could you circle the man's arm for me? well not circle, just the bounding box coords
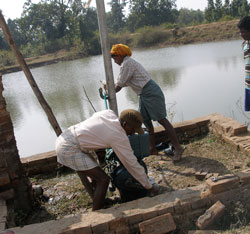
[111,139,153,189]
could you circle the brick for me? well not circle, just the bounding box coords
[60,224,92,234]
[196,201,225,230]
[0,189,14,200]
[0,172,10,186]
[0,204,7,219]
[0,221,6,232]
[157,205,174,216]
[206,175,240,194]
[108,218,128,232]
[236,169,250,185]
[138,213,176,234]
[127,213,143,225]
[60,230,74,234]
[188,231,222,234]
[187,209,206,221]
[173,214,189,227]
[116,227,129,234]
[142,209,158,221]
[213,190,237,204]
[191,198,211,210]
[74,226,92,234]
[91,222,109,233]
[0,199,6,206]
[174,202,192,214]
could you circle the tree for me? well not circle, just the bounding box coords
[214,0,223,20]
[239,0,250,17]
[79,7,100,55]
[108,0,126,32]
[223,0,231,15]
[231,0,242,17]
[177,8,204,26]
[0,31,9,50]
[126,0,176,32]
[205,0,215,22]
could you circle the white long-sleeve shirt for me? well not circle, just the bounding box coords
[71,110,152,189]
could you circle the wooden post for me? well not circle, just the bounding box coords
[96,0,118,115]
[0,11,62,136]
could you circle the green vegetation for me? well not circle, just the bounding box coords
[0,0,248,69]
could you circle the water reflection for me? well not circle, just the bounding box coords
[2,39,248,157]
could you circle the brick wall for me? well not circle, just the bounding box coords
[5,171,250,234]
[0,75,33,230]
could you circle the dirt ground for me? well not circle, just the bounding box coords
[12,133,250,230]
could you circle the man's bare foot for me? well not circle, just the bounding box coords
[172,147,185,163]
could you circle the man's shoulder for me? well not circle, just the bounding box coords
[95,109,117,118]
[123,56,137,66]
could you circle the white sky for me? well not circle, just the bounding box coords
[0,0,208,20]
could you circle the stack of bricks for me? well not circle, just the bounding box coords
[152,115,210,145]
[0,75,16,202]
[208,113,250,154]
[0,75,33,222]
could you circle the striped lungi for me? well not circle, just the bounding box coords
[139,79,167,127]
[55,128,98,171]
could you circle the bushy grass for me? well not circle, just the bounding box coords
[0,50,16,67]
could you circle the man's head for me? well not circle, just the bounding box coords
[110,44,132,65]
[238,16,250,40]
[119,109,144,135]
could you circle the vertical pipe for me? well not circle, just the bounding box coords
[95,0,118,115]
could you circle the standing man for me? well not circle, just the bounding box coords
[238,16,250,112]
[56,109,158,210]
[110,44,184,162]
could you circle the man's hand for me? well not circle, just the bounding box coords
[115,84,122,93]
[147,183,159,197]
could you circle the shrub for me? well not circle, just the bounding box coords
[134,28,171,47]
[0,50,16,67]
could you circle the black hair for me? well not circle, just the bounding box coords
[238,16,250,30]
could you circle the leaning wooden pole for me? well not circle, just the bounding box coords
[0,11,62,136]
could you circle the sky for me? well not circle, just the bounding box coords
[0,0,208,20]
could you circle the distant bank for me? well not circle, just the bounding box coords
[0,19,241,75]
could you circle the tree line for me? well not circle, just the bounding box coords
[0,0,249,64]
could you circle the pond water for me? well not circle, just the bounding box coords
[2,39,249,157]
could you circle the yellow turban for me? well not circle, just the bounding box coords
[110,44,132,57]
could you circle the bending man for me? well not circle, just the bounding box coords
[56,109,158,210]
